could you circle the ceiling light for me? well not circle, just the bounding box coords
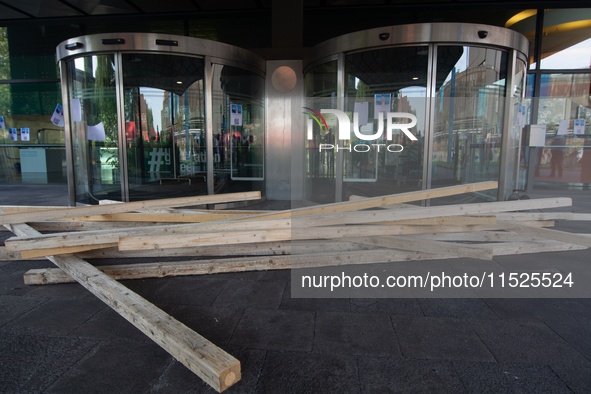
[176,81,183,84]
[412,77,419,80]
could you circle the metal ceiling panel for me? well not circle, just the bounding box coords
[126,0,199,13]
[0,3,33,19]
[196,0,257,11]
[1,0,82,17]
[61,0,140,15]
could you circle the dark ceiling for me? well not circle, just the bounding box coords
[0,0,589,23]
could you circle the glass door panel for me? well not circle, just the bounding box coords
[304,61,338,203]
[122,53,205,201]
[67,54,120,204]
[212,64,265,194]
[432,45,508,202]
[344,46,428,199]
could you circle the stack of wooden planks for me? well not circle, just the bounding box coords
[2,182,589,392]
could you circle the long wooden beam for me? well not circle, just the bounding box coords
[0,191,261,225]
[23,239,586,285]
[238,181,499,219]
[343,236,494,260]
[1,214,240,392]
[4,198,570,257]
[496,221,591,248]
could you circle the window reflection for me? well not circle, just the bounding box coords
[432,46,507,201]
[541,9,591,70]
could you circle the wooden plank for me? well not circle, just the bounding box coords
[0,205,68,213]
[2,214,240,392]
[343,236,494,260]
[0,191,261,225]
[245,181,499,219]
[489,212,574,221]
[381,215,496,226]
[5,197,569,256]
[24,239,587,285]
[20,243,119,260]
[117,223,520,252]
[473,240,587,255]
[0,221,176,232]
[573,213,591,221]
[496,221,591,248]
[66,213,252,223]
[408,231,547,243]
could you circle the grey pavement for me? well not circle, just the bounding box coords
[0,184,590,393]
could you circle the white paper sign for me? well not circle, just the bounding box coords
[557,119,569,135]
[230,104,242,126]
[8,128,17,141]
[529,124,547,147]
[71,99,82,122]
[0,116,5,129]
[87,122,106,141]
[50,104,64,127]
[20,128,30,141]
[374,94,391,119]
[574,119,586,135]
[354,101,369,127]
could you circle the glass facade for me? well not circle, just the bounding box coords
[67,55,120,204]
[122,53,206,201]
[59,33,265,205]
[344,46,428,197]
[212,64,265,194]
[0,25,81,185]
[304,25,528,203]
[432,46,507,200]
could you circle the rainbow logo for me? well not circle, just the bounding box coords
[303,107,329,139]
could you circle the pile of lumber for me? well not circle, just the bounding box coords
[1,182,589,392]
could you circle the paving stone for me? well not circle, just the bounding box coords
[550,362,591,394]
[256,350,360,393]
[483,298,578,323]
[417,298,500,319]
[545,318,591,360]
[468,319,589,366]
[213,279,286,310]
[0,295,48,327]
[550,298,591,324]
[4,297,106,336]
[257,268,291,282]
[150,348,265,394]
[69,306,163,344]
[350,298,423,315]
[119,278,175,301]
[453,361,571,393]
[358,356,465,393]
[26,282,98,300]
[392,315,495,362]
[229,308,315,352]
[46,339,170,394]
[280,282,351,312]
[0,261,53,297]
[169,305,244,347]
[207,270,264,281]
[313,312,401,357]
[147,276,229,307]
[0,332,98,393]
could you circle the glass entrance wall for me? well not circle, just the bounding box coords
[122,53,206,200]
[344,46,428,199]
[304,23,529,202]
[57,33,265,205]
[432,46,508,201]
[212,64,265,194]
[67,54,120,204]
